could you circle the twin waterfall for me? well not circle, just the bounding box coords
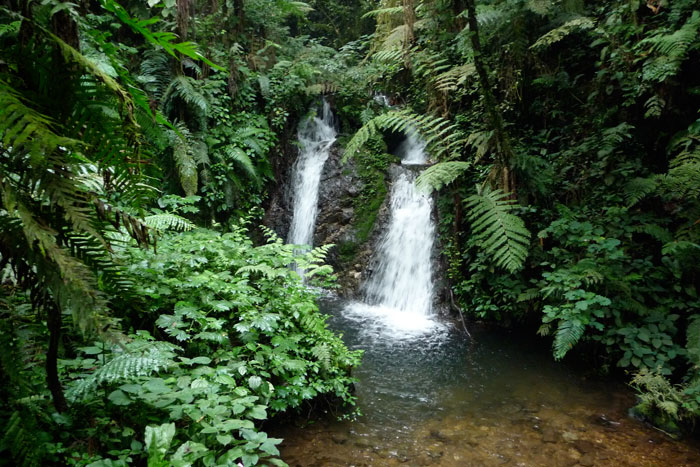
[288,102,442,338]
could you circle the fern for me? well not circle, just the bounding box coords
[223,146,260,183]
[343,109,463,163]
[687,315,700,367]
[415,161,471,193]
[145,214,195,232]
[624,177,658,206]
[1,411,44,467]
[464,187,531,272]
[553,319,585,360]
[311,343,332,371]
[530,17,595,51]
[362,6,405,19]
[170,123,198,196]
[67,340,179,400]
[639,11,700,83]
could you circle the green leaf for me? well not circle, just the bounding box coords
[108,389,132,406]
[248,405,267,420]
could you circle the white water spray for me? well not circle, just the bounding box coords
[345,133,444,338]
[287,100,337,248]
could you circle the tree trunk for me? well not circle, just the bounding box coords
[177,0,190,40]
[402,0,415,47]
[46,307,68,413]
[463,0,516,193]
[233,0,245,35]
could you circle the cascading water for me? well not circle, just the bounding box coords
[287,100,337,250]
[345,132,445,338]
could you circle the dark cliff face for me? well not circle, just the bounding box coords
[263,141,391,297]
[264,136,449,310]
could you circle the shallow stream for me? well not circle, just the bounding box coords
[275,298,700,467]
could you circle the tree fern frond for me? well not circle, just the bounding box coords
[464,188,531,272]
[415,161,471,193]
[530,17,595,50]
[343,109,464,162]
[433,64,476,92]
[624,177,658,206]
[145,214,195,232]
[67,340,179,400]
[639,11,700,83]
[362,6,405,19]
[553,319,585,360]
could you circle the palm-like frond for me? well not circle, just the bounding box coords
[553,319,585,360]
[639,11,700,83]
[415,161,471,193]
[464,187,531,272]
[343,109,464,162]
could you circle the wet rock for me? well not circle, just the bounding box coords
[354,437,373,449]
[429,429,449,442]
[578,453,596,466]
[573,440,596,454]
[593,414,621,429]
[426,443,444,458]
[330,433,348,445]
[542,427,559,443]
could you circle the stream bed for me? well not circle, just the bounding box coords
[275,298,700,467]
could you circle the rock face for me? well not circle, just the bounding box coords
[265,135,448,310]
[264,142,390,297]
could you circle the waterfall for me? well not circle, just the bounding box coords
[345,133,444,338]
[287,100,337,248]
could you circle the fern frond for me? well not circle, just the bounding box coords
[67,340,179,400]
[687,315,700,367]
[343,109,463,162]
[553,319,585,360]
[223,146,260,184]
[639,11,700,83]
[464,188,531,272]
[624,177,657,206]
[530,17,595,50]
[145,214,195,232]
[362,6,405,19]
[433,64,476,92]
[415,161,471,193]
[311,343,331,371]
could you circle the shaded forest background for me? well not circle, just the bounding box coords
[0,0,699,464]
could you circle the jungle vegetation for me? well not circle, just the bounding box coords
[0,0,699,464]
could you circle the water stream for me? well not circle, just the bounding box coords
[344,133,443,338]
[287,99,337,249]
[279,128,700,465]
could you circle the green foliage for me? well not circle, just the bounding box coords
[343,109,464,162]
[638,11,700,84]
[464,188,531,273]
[416,161,471,193]
[530,17,595,51]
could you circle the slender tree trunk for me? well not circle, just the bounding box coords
[463,0,516,193]
[46,307,68,413]
[52,10,80,49]
[233,0,245,35]
[177,0,190,40]
[402,0,415,46]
